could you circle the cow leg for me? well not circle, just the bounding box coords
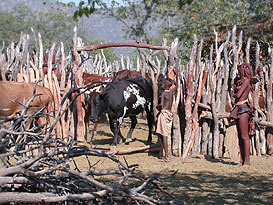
[146,107,154,145]
[125,116,137,144]
[109,116,124,145]
[109,115,115,134]
[111,117,125,146]
[90,122,97,146]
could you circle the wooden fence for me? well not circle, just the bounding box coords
[0,25,272,159]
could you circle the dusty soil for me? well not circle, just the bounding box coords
[79,118,273,204]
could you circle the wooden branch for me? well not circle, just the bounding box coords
[220,31,231,113]
[182,36,197,158]
[200,111,273,128]
[209,43,220,159]
[0,192,57,204]
[183,68,208,158]
[138,48,160,120]
[162,38,169,62]
[246,37,251,64]
[77,42,170,52]
[172,76,182,157]
[195,39,203,82]
[107,144,161,155]
[167,38,179,73]
[59,42,66,91]
[38,33,44,80]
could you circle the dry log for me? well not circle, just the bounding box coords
[0,192,57,204]
[107,144,161,155]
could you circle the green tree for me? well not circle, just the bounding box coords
[0,5,31,47]
[68,0,164,44]
[60,0,273,62]
[170,0,272,43]
[0,4,81,51]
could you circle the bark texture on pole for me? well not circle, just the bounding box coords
[182,37,197,158]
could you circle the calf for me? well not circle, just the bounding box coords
[89,77,154,146]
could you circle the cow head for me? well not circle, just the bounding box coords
[89,92,109,122]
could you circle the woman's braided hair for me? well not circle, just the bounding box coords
[237,63,259,85]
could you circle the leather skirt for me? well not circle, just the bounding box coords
[230,103,253,119]
[237,104,251,114]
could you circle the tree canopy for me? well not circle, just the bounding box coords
[69,0,272,61]
[0,4,77,50]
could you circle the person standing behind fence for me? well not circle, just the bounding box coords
[156,67,178,162]
[230,63,258,166]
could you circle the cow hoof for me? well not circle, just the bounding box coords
[145,141,152,145]
[268,146,273,155]
[125,138,132,144]
[110,143,117,147]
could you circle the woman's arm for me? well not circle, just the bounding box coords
[156,91,165,111]
[234,78,250,100]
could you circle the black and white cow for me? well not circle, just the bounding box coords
[89,77,154,146]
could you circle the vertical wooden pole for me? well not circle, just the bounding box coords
[266,48,273,155]
[182,37,197,158]
[72,27,85,143]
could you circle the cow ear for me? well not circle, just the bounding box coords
[100,93,109,100]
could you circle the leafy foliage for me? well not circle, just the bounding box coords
[70,0,272,62]
[170,0,273,60]
[171,0,272,43]
[73,0,96,21]
[0,4,77,50]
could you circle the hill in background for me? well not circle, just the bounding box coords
[0,0,129,43]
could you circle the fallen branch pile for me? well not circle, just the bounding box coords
[0,84,177,204]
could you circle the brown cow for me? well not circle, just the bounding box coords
[114,69,142,81]
[83,72,113,90]
[0,81,53,129]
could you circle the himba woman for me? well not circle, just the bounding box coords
[230,63,258,166]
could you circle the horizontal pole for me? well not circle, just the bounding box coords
[77,42,170,51]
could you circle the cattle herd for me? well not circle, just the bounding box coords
[0,60,157,148]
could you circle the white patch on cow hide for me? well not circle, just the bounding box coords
[123,84,146,109]
[84,80,111,94]
[148,102,151,110]
[118,106,127,124]
[91,86,101,93]
[0,108,10,112]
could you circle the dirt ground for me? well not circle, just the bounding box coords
[79,118,273,204]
